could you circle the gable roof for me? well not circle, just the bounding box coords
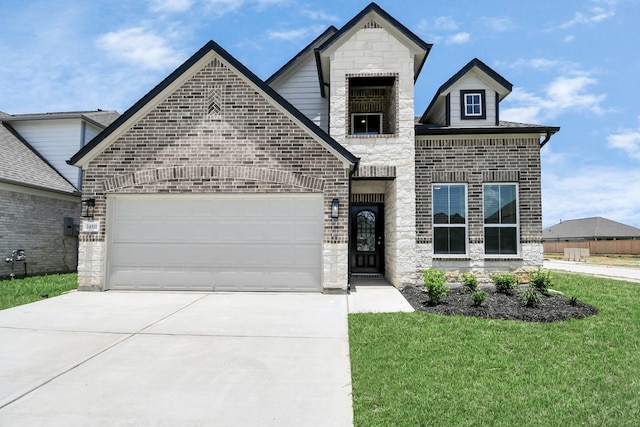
[314,2,432,97]
[266,26,338,87]
[70,40,358,168]
[543,217,640,240]
[0,121,78,194]
[419,58,513,124]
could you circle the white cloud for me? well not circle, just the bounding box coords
[267,24,326,42]
[564,35,575,43]
[149,0,194,12]
[418,16,458,33]
[501,74,605,123]
[96,27,183,70]
[480,16,514,32]
[268,28,309,41]
[542,167,640,228]
[555,1,616,29]
[301,8,338,21]
[446,32,470,45]
[608,128,640,160]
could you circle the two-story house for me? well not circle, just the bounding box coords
[69,3,558,292]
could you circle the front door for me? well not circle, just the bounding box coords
[350,204,384,274]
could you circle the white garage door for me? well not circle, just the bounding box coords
[106,194,323,292]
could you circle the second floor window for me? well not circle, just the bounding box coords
[461,89,486,119]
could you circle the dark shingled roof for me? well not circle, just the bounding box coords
[543,217,640,241]
[2,110,119,129]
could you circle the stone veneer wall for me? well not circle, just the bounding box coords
[328,26,419,287]
[415,136,543,278]
[0,187,79,278]
[78,56,350,292]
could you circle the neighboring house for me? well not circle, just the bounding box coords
[543,217,640,241]
[0,110,118,278]
[69,3,559,293]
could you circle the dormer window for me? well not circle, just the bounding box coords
[347,75,397,136]
[461,89,486,119]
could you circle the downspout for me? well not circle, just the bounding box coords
[540,131,553,148]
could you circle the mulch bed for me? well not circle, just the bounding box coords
[401,285,597,322]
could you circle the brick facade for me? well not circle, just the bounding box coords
[0,188,79,278]
[415,135,543,276]
[78,56,350,291]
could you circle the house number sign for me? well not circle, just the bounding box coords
[82,220,100,233]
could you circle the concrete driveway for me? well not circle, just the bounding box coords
[0,291,353,426]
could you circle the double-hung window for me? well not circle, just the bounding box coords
[483,184,518,255]
[433,184,467,255]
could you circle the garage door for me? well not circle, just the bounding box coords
[106,194,323,292]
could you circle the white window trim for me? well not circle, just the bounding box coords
[464,93,483,117]
[351,112,383,136]
[432,183,468,257]
[482,183,520,257]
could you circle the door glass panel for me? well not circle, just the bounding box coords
[356,210,376,252]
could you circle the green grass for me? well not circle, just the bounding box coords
[0,273,78,310]
[349,272,640,426]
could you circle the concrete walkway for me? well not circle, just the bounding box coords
[0,292,353,426]
[544,260,640,283]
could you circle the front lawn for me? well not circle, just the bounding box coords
[349,272,640,426]
[0,273,78,310]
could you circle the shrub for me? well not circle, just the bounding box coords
[423,268,448,305]
[470,289,486,307]
[569,296,578,306]
[528,268,552,294]
[492,273,518,293]
[520,287,541,308]
[461,272,479,292]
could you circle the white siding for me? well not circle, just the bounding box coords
[11,119,83,188]
[84,122,103,144]
[449,71,498,128]
[271,56,329,131]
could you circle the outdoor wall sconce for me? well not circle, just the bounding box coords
[81,198,96,218]
[331,198,340,218]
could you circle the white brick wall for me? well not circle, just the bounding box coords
[328,26,418,287]
[323,243,348,292]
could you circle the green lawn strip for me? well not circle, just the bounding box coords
[0,273,78,310]
[349,272,640,427]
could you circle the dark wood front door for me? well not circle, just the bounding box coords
[350,204,384,274]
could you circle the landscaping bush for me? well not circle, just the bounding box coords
[492,273,518,293]
[470,289,486,307]
[461,272,478,292]
[520,287,541,307]
[423,268,448,305]
[529,268,552,294]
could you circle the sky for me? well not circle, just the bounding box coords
[1,0,639,229]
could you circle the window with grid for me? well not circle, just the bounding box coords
[483,184,519,255]
[433,184,467,255]
[460,89,486,119]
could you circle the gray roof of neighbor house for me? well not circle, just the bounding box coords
[0,121,79,194]
[1,110,119,128]
[543,217,640,241]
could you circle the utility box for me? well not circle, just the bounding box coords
[63,217,75,236]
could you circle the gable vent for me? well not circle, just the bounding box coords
[363,20,382,29]
[207,86,223,118]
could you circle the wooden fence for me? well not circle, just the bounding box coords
[543,240,640,255]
